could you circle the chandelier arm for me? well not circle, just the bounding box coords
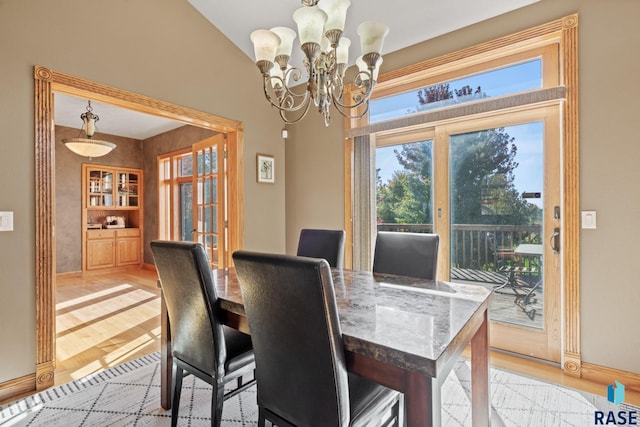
[331,97,370,120]
[332,78,374,110]
[261,76,312,113]
[279,98,313,125]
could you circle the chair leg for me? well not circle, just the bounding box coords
[171,365,184,427]
[258,407,267,427]
[382,397,401,427]
[211,383,225,427]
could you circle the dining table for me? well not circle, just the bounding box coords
[159,268,493,427]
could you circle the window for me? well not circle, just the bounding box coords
[158,149,193,241]
[158,135,228,268]
[370,59,543,123]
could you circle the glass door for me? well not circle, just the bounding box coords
[439,106,561,361]
[116,171,139,207]
[192,135,226,269]
[87,169,114,207]
[374,106,561,361]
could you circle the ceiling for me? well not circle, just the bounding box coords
[54,93,185,140]
[55,0,539,139]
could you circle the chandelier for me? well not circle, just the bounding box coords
[250,0,388,126]
[62,100,116,158]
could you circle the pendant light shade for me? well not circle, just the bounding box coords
[62,100,116,158]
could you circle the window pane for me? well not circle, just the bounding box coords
[179,155,193,177]
[449,122,544,329]
[375,140,434,232]
[204,150,211,174]
[204,206,211,233]
[211,149,218,173]
[197,152,204,177]
[370,59,542,123]
[196,178,204,204]
[204,179,211,204]
[180,182,193,241]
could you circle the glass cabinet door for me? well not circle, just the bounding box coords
[88,169,114,207]
[117,172,139,207]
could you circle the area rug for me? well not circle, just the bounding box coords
[1,352,637,426]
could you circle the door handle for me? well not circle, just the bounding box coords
[550,227,560,254]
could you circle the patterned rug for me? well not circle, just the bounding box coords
[1,352,637,426]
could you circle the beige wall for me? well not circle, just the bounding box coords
[0,0,285,383]
[286,0,640,374]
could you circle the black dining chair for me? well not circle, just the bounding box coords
[150,240,256,427]
[372,231,439,280]
[232,250,401,427]
[296,228,346,268]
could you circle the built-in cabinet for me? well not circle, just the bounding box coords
[82,164,143,271]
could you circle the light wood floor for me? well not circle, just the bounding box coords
[54,268,161,385]
[4,269,639,408]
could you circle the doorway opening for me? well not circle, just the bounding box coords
[34,65,245,390]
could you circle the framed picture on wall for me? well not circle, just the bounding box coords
[257,154,275,184]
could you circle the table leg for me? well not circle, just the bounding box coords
[405,372,440,427]
[160,290,173,410]
[471,309,490,426]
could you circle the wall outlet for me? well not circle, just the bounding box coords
[0,211,13,231]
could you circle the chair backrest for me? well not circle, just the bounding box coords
[232,251,350,426]
[150,240,226,378]
[372,231,439,280]
[486,232,514,268]
[296,228,346,268]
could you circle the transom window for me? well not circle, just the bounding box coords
[370,59,542,123]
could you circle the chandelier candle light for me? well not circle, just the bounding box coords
[62,100,116,158]
[250,0,388,126]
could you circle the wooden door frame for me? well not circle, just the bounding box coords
[33,65,245,390]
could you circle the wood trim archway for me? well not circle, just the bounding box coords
[33,65,245,389]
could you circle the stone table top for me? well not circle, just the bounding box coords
[213,268,492,378]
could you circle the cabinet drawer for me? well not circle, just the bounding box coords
[116,228,140,238]
[87,229,116,239]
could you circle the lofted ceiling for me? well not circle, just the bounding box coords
[55,0,540,139]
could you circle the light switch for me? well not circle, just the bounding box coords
[0,211,13,231]
[581,210,596,229]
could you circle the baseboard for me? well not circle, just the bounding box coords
[57,266,147,279]
[142,263,157,272]
[55,270,83,279]
[582,362,640,393]
[0,373,35,406]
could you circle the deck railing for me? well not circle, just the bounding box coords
[377,223,542,271]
